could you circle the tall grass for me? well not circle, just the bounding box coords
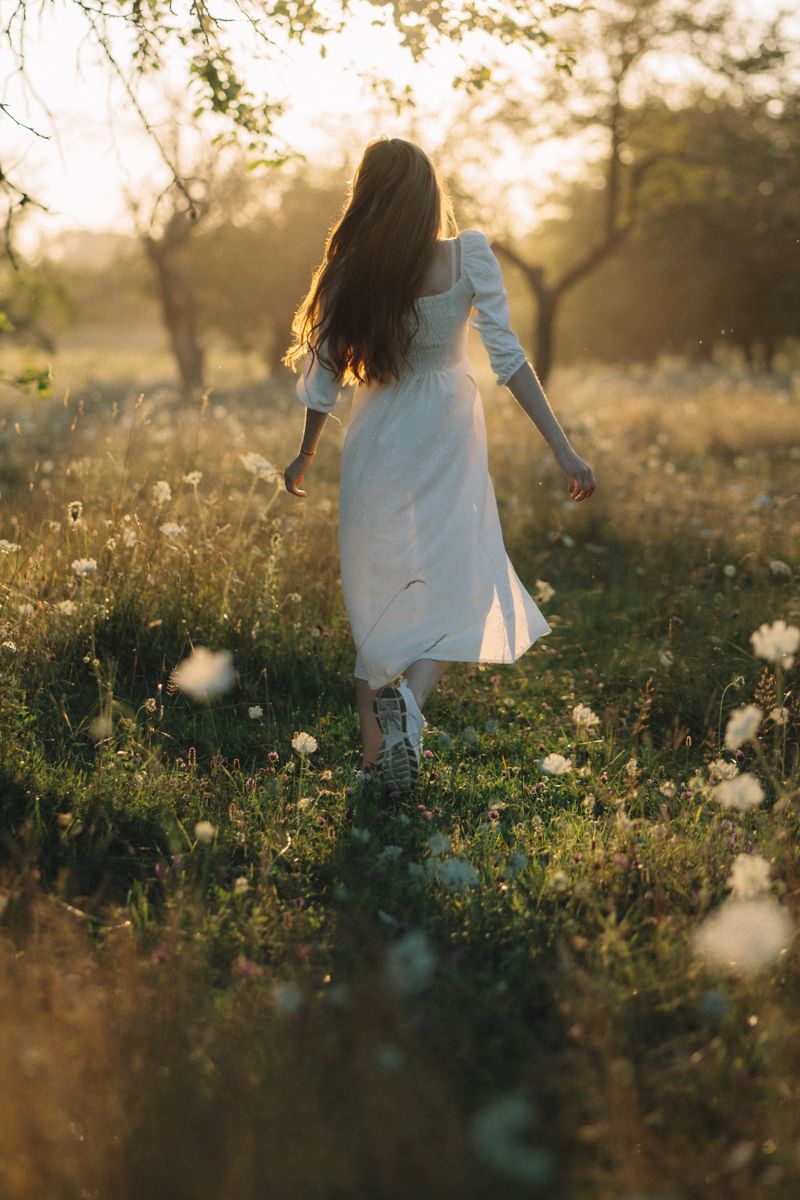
[0,356,799,1198]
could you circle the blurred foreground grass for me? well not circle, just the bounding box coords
[0,356,799,1199]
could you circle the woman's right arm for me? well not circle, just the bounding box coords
[506,361,596,502]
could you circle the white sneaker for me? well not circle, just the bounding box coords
[373,679,427,793]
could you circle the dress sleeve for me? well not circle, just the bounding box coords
[460,229,529,387]
[296,342,343,413]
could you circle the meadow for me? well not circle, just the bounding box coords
[1,348,799,1199]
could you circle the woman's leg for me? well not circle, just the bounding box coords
[404,658,452,709]
[355,677,383,770]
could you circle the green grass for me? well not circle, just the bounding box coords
[0,359,798,1199]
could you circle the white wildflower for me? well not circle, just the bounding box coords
[547,869,570,893]
[708,757,738,783]
[2,639,17,654]
[427,857,480,891]
[658,779,677,798]
[233,876,250,895]
[286,592,302,604]
[122,527,138,549]
[71,557,97,576]
[625,756,639,778]
[66,500,83,524]
[572,702,600,727]
[659,649,674,667]
[712,773,765,811]
[183,471,203,487]
[539,753,572,776]
[144,697,157,713]
[427,832,451,857]
[692,897,793,975]
[724,704,763,750]
[292,731,318,754]
[471,1095,554,1185]
[56,599,77,616]
[248,705,263,720]
[194,820,216,843]
[750,619,799,669]
[768,705,789,725]
[534,579,555,603]
[727,853,772,900]
[240,451,281,482]
[152,480,172,505]
[18,602,34,618]
[0,539,21,554]
[723,564,737,577]
[171,647,236,702]
[384,929,437,995]
[769,560,791,577]
[159,522,186,537]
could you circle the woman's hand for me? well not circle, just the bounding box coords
[554,446,596,502]
[284,453,312,498]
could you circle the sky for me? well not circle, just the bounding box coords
[1,0,794,256]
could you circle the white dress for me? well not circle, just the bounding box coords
[296,229,552,690]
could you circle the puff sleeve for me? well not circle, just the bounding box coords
[460,229,528,387]
[296,341,343,413]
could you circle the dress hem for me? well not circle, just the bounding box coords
[355,626,552,690]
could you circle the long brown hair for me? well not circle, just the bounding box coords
[284,137,457,386]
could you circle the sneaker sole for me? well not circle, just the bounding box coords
[373,686,420,792]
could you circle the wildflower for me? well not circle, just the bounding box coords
[534,579,555,603]
[707,757,738,783]
[659,779,677,798]
[171,647,236,702]
[539,753,572,776]
[56,599,77,616]
[0,539,21,554]
[194,820,216,843]
[572,702,600,727]
[122,527,138,548]
[18,602,34,617]
[152,480,172,505]
[292,731,318,754]
[769,560,791,577]
[71,558,97,576]
[723,564,737,577]
[768,706,789,725]
[286,592,302,604]
[183,471,202,486]
[471,1095,554,1186]
[272,981,303,1014]
[2,640,17,654]
[576,764,592,778]
[144,697,157,713]
[727,853,772,900]
[547,870,570,893]
[159,522,187,537]
[692,897,793,975]
[625,756,639,778]
[712,773,765,811]
[561,533,575,547]
[427,857,480,891]
[427,832,451,857]
[240,451,281,482]
[248,705,263,719]
[384,929,437,995]
[484,718,499,733]
[724,705,763,750]
[750,619,799,669]
[659,649,674,667]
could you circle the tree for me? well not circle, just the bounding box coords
[470,0,793,382]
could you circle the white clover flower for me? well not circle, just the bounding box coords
[539,753,572,776]
[152,480,172,505]
[292,731,318,754]
[724,704,763,750]
[723,564,737,577]
[0,539,21,554]
[240,451,282,482]
[471,1094,554,1185]
[712,773,765,811]
[159,522,187,537]
[692,897,793,975]
[384,929,437,995]
[171,647,235,702]
[427,832,451,857]
[183,471,203,487]
[71,557,97,576]
[56,599,77,616]
[659,649,674,667]
[534,579,555,603]
[572,702,600,727]
[248,705,263,719]
[708,757,738,783]
[194,820,216,843]
[727,853,772,900]
[750,619,799,669]
[427,856,480,891]
[769,560,791,577]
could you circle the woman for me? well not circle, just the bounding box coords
[283,137,595,793]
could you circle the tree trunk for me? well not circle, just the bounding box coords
[533,290,558,386]
[144,219,206,399]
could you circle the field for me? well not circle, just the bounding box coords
[1,350,799,1199]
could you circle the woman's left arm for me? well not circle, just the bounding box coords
[284,408,329,498]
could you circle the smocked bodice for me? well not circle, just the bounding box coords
[403,279,471,373]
